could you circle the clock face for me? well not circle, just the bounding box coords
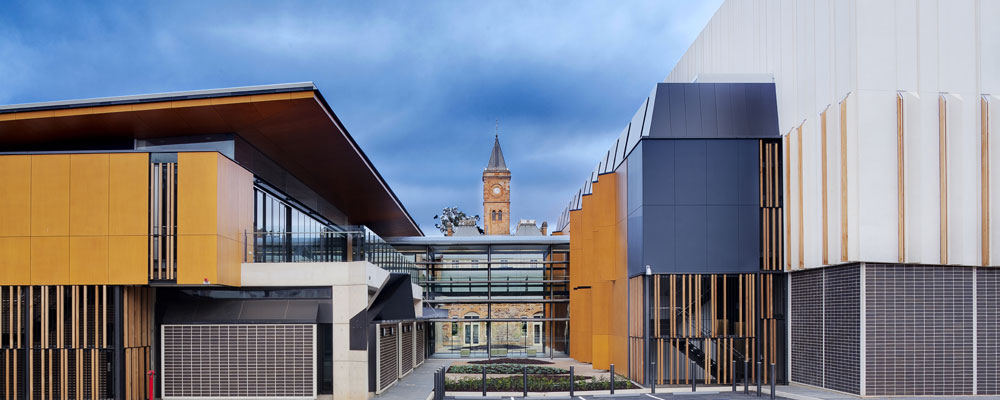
[492,186,501,195]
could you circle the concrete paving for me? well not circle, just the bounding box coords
[447,392,787,400]
[375,358,452,400]
[762,384,1000,400]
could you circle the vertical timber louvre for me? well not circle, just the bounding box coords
[0,285,150,400]
[150,161,178,281]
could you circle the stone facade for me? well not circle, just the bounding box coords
[435,303,544,352]
[483,169,511,235]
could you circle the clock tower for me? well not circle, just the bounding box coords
[483,135,511,235]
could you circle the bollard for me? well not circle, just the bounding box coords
[732,360,737,392]
[691,360,697,392]
[523,365,528,398]
[435,368,443,400]
[570,366,575,397]
[610,364,615,394]
[650,359,656,394]
[482,365,487,396]
[770,363,776,400]
[757,360,762,397]
[743,360,749,395]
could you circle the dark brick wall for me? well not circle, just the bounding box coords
[865,264,973,396]
[790,268,824,388]
[823,266,860,395]
[978,268,1000,394]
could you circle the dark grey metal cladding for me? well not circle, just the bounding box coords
[626,139,760,276]
[645,82,779,139]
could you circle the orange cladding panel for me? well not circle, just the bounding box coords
[31,236,69,284]
[592,334,610,370]
[177,153,219,235]
[177,152,220,285]
[69,236,109,284]
[574,288,593,363]
[592,281,612,335]
[109,235,148,284]
[109,153,149,236]
[0,155,31,236]
[31,155,70,236]
[0,237,30,284]
[580,194,594,286]
[214,156,252,286]
[592,281,612,368]
[610,279,629,369]
[69,154,110,236]
[177,235,218,284]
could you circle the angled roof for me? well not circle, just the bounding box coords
[0,82,422,237]
[514,221,542,236]
[486,135,508,171]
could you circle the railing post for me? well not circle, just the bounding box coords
[770,363,776,400]
[482,365,487,396]
[523,365,528,397]
[732,360,737,392]
[609,364,615,394]
[569,366,575,397]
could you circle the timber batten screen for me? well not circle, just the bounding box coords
[150,161,178,281]
[0,285,151,400]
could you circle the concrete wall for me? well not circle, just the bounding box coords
[242,261,371,400]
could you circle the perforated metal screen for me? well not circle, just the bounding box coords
[162,324,316,399]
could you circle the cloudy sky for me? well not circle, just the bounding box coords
[0,1,722,236]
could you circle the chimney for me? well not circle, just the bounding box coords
[447,226,454,236]
[541,221,548,236]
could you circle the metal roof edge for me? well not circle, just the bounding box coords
[0,82,318,114]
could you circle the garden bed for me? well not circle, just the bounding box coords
[448,364,568,374]
[467,358,553,365]
[445,375,636,392]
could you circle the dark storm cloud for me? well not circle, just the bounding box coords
[0,0,721,235]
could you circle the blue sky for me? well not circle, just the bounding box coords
[0,1,722,236]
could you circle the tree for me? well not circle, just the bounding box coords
[433,206,480,234]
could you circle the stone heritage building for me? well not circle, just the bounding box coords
[483,135,512,235]
[424,136,558,356]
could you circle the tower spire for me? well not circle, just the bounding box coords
[486,128,507,171]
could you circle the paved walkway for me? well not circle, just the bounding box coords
[375,358,452,400]
[764,384,1000,400]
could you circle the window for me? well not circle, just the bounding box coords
[253,186,342,262]
[533,313,543,344]
[497,210,503,221]
[464,313,480,345]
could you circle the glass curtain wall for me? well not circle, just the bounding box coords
[253,186,345,262]
[392,241,569,359]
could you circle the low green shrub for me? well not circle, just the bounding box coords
[468,358,553,365]
[448,364,568,374]
[445,374,635,392]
